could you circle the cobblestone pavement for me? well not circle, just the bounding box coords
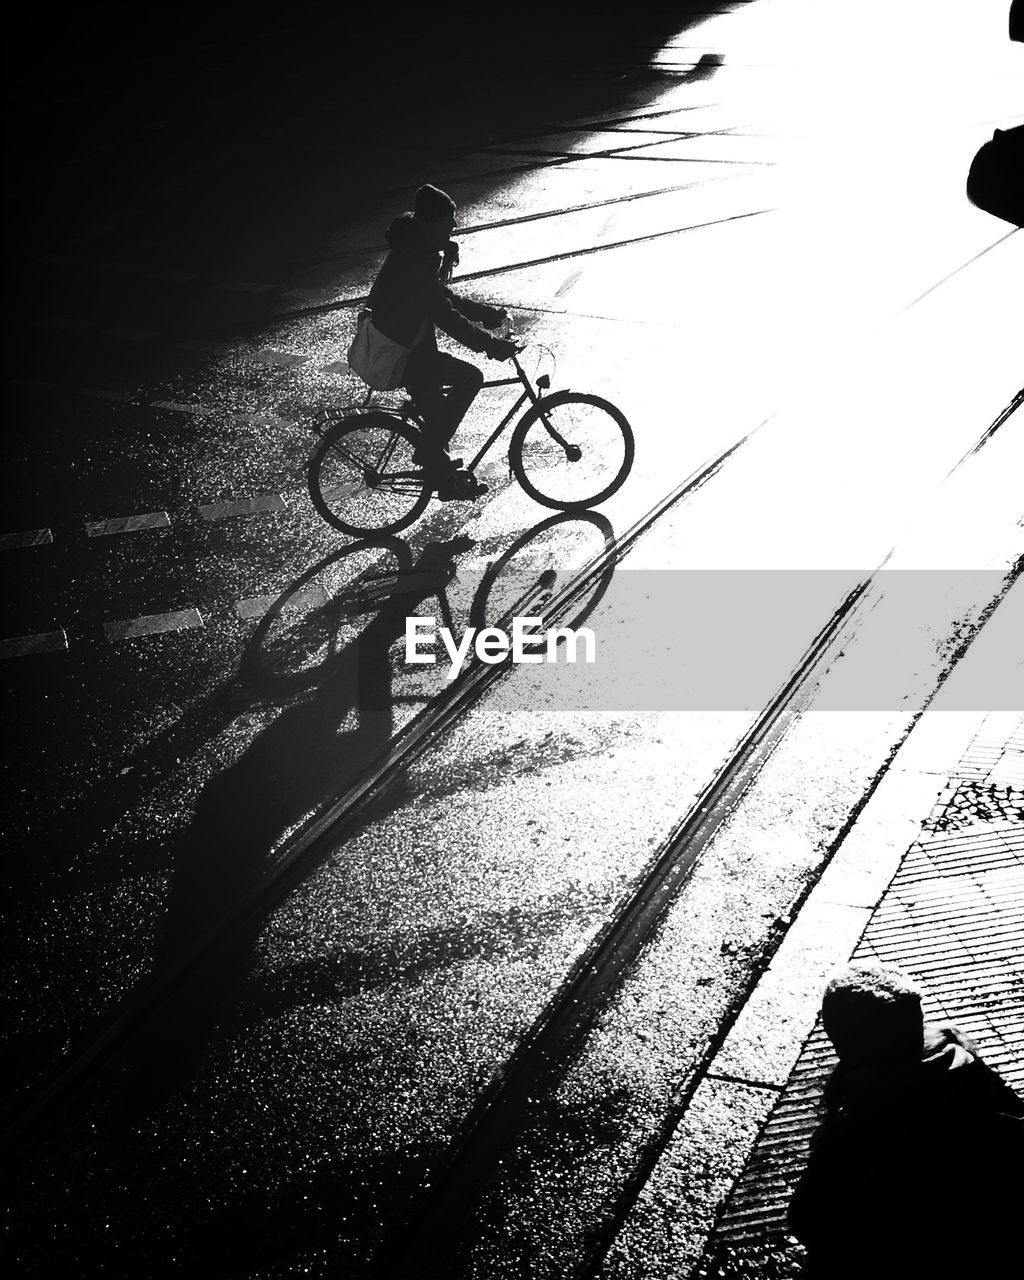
[697,711,1024,1278]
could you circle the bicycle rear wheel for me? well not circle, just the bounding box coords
[309,413,430,536]
[510,392,634,510]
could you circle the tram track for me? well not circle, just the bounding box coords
[378,575,871,1280]
[287,176,739,268]
[376,389,1024,1278]
[8,378,1017,1182]
[234,208,774,334]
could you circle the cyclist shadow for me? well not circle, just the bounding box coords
[116,534,475,1118]
[104,510,619,1271]
[116,511,618,1124]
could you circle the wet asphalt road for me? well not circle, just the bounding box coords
[3,3,1023,1277]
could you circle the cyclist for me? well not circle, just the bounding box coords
[367,183,518,497]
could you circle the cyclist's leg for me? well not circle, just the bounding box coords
[403,345,483,454]
[402,345,447,457]
[431,350,484,447]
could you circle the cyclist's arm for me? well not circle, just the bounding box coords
[429,285,506,356]
[444,289,506,330]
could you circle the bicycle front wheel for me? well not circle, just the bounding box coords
[309,413,430,536]
[510,392,634,510]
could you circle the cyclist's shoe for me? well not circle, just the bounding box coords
[435,468,485,501]
[412,444,463,472]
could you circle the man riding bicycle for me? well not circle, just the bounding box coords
[366,183,517,498]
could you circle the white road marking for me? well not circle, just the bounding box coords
[229,412,295,427]
[251,349,309,367]
[198,494,288,521]
[1,529,53,550]
[234,585,328,621]
[150,400,218,415]
[103,608,204,641]
[85,512,170,537]
[1,630,67,659]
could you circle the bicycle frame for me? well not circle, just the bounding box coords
[462,353,573,475]
[346,351,575,488]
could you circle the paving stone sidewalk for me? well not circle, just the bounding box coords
[695,711,1024,1279]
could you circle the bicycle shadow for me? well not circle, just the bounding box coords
[8,506,623,1159]
[99,510,622,1271]
[2,540,429,1120]
[105,515,605,1076]
[112,534,477,1116]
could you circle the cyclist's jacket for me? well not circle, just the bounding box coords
[367,213,503,354]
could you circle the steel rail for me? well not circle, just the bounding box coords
[376,388,1024,1278]
[376,574,871,1280]
[224,208,774,333]
[286,177,733,267]
[580,563,1024,1280]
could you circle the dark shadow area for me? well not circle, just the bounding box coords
[114,538,472,1111]
[5,2,744,351]
[2,534,466,1134]
[1,0,735,890]
[2,3,741,1271]
[4,514,621,1277]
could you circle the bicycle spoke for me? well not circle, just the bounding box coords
[513,394,633,510]
[310,415,431,535]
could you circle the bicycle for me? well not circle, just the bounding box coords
[308,340,634,537]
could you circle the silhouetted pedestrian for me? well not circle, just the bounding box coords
[788,963,1023,1279]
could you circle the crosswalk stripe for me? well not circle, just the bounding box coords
[1,528,53,550]
[1,630,67,659]
[198,494,288,521]
[103,608,204,640]
[234,585,328,620]
[149,400,217,415]
[229,412,295,428]
[85,512,170,537]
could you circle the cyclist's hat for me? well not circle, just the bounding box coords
[414,184,457,222]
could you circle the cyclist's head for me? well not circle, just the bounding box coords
[414,183,457,247]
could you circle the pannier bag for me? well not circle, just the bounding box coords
[347,309,414,391]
